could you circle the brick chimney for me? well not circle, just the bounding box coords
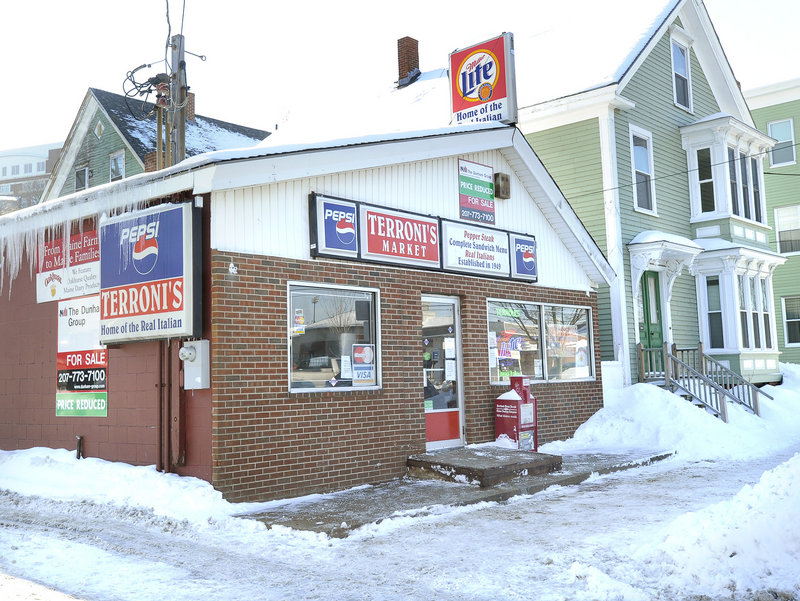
[186,91,195,121]
[397,37,421,88]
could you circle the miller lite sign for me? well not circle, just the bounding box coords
[449,33,517,125]
[311,194,359,258]
[509,234,538,282]
[99,203,200,343]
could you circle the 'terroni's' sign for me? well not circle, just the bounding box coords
[98,203,200,343]
[309,193,537,282]
[360,205,440,268]
[449,33,518,125]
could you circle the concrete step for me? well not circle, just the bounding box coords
[406,446,562,487]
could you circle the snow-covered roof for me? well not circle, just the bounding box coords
[90,88,270,160]
[629,230,703,251]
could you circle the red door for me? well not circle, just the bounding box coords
[422,297,464,449]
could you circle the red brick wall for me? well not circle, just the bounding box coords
[0,255,160,464]
[211,251,603,502]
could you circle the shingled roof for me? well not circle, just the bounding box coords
[89,88,269,160]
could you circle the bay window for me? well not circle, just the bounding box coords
[681,116,772,222]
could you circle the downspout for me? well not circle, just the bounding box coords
[156,341,164,472]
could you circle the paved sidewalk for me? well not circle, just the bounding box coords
[243,449,673,537]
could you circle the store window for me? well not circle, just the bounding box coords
[783,297,800,346]
[289,283,379,391]
[768,119,795,167]
[543,305,592,380]
[488,300,543,382]
[487,299,592,383]
[775,205,800,254]
[631,127,656,213]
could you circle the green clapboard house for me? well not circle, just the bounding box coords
[746,79,800,366]
[40,88,269,202]
[517,0,783,387]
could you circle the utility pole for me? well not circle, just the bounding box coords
[170,34,187,165]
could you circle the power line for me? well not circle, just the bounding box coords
[562,140,800,202]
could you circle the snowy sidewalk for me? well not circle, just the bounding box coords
[241,449,672,537]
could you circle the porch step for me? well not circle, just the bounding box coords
[407,446,562,487]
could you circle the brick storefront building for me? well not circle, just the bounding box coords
[0,125,614,502]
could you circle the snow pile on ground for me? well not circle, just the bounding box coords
[541,370,800,461]
[641,451,800,595]
[0,450,234,523]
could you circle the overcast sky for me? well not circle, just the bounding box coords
[2,0,797,151]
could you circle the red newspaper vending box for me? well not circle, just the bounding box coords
[495,376,538,451]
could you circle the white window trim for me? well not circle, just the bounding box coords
[782,296,800,348]
[767,118,796,168]
[74,166,88,191]
[629,124,657,215]
[774,205,800,256]
[487,297,595,384]
[110,150,125,182]
[287,280,382,393]
[670,33,693,113]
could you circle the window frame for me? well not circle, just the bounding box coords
[774,205,800,255]
[782,296,800,347]
[697,147,715,213]
[767,118,796,167]
[670,36,693,112]
[487,298,594,385]
[630,125,657,215]
[705,275,725,350]
[287,281,381,393]
[74,166,88,191]
[110,150,125,182]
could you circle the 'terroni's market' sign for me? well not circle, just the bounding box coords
[309,193,537,282]
[98,203,201,343]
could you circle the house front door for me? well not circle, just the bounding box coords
[639,271,664,349]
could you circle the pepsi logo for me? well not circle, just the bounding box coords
[521,250,535,271]
[133,235,159,275]
[336,218,356,245]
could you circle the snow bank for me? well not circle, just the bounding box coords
[0,448,234,523]
[540,377,800,461]
[641,452,800,596]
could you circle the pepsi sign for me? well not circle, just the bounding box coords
[99,203,199,343]
[313,195,358,258]
[509,234,538,282]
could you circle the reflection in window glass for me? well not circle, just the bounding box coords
[697,148,715,212]
[706,277,724,348]
[785,297,800,344]
[289,285,377,390]
[487,301,543,383]
[544,306,591,380]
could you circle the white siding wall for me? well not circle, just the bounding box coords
[211,151,594,292]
